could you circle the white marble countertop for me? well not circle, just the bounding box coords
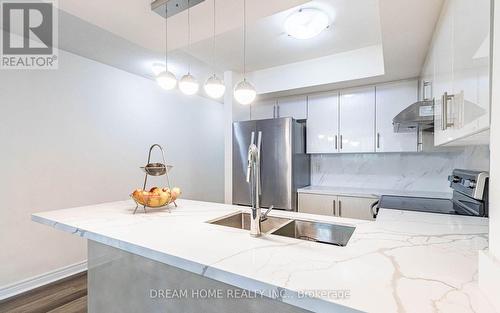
[298,185,453,199]
[32,199,494,313]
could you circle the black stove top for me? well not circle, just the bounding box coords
[379,193,486,217]
[377,169,489,217]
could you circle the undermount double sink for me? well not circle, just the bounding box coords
[208,212,355,247]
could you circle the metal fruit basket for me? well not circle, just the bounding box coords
[131,144,177,214]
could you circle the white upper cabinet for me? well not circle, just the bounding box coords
[276,95,307,120]
[307,92,339,153]
[339,87,376,153]
[451,0,490,138]
[250,99,276,120]
[375,80,419,152]
[430,0,490,146]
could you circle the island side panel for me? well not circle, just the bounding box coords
[87,241,312,313]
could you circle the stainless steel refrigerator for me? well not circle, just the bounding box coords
[232,117,310,211]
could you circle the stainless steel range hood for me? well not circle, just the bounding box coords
[393,100,434,133]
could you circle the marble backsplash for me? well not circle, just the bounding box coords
[311,146,490,193]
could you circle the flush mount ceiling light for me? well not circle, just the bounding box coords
[284,8,329,40]
[234,0,256,105]
[203,0,226,99]
[179,0,199,95]
[156,5,177,90]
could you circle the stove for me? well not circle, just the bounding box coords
[376,169,489,217]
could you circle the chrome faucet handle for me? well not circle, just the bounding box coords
[246,149,252,183]
[256,131,262,195]
[260,205,274,222]
[246,131,256,183]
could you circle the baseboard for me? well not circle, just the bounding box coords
[479,250,500,311]
[0,260,87,301]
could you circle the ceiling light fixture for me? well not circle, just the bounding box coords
[284,8,329,40]
[204,0,226,99]
[234,0,256,105]
[156,5,177,90]
[179,0,199,95]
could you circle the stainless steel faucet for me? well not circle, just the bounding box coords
[246,131,275,237]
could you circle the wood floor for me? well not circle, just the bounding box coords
[0,272,87,313]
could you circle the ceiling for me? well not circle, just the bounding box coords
[188,0,382,72]
[50,0,444,98]
[56,0,309,54]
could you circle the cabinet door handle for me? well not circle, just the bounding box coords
[333,200,336,216]
[442,92,454,130]
[338,200,342,216]
[334,135,338,150]
[423,81,432,100]
[340,135,343,150]
[376,133,380,149]
[441,93,446,131]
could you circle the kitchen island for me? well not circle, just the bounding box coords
[32,199,494,313]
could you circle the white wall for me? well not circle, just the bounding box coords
[311,146,490,193]
[487,0,500,263]
[247,45,385,95]
[0,49,224,288]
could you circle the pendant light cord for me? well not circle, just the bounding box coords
[212,0,216,74]
[165,4,168,70]
[187,0,191,74]
[243,0,246,78]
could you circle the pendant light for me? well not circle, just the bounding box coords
[204,0,225,99]
[156,5,177,90]
[179,0,199,95]
[234,0,256,105]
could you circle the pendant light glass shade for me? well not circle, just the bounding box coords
[156,70,177,90]
[179,73,199,95]
[204,74,225,99]
[234,79,256,105]
[152,62,166,76]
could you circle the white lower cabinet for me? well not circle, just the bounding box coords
[298,193,336,216]
[298,193,377,221]
[337,196,378,220]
